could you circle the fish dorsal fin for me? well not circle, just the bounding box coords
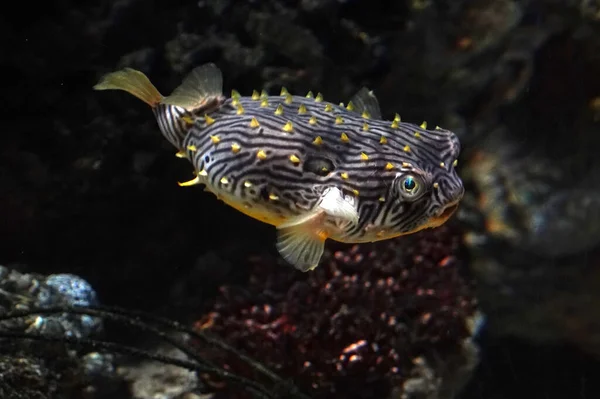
[350,87,382,120]
[161,63,223,112]
[93,68,164,107]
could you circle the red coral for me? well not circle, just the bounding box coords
[195,224,477,399]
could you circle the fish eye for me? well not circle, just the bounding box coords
[397,174,424,200]
[403,176,416,191]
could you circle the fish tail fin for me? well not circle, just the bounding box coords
[161,63,224,113]
[93,68,164,107]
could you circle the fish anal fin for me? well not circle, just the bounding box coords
[93,68,164,107]
[276,224,326,272]
[161,63,224,113]
[350,87,382,120]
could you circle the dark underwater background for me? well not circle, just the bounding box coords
[2,0,600,398]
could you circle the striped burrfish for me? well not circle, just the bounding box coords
[93,63,464,272]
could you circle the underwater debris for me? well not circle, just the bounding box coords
[0,265,102,339]
[0,300,311,399]
[118,343,200,399]
[0,266,120,398]
[456,20,600,354]
[193,224,479,399]
[459,126,600,351]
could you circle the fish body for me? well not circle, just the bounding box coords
[94,63,464,271]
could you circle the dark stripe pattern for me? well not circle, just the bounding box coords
[153,104,190,149]
[159,92,464,242]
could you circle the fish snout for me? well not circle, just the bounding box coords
[432,179,464,223]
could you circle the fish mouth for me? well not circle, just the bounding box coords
[434,203,459,222]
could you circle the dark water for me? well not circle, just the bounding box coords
[2,1,600,398]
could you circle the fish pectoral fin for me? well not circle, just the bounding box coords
[277,208,324,230]
[274,187,358,272]
[93,68,164,107]
[350,87,382,119]
[276,224,326,272]
[318,187,359,224]
[277,187,358,231]
[161,63,224,112]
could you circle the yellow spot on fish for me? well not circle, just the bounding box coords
[177,176,201,187]
[186,145,197,152]
[298,104,307,114]
[414,131,421,138]
[341,172,349,179]
[394,113,401,123]
[284,94,293,104]
[362,123,369,131]
[346,101,355,111]
[361,111,370,119]
[324,104,333,112]
[453,159,458,167]
[360,152,369,161]
[420,121,427,129]
[260,98,268,107]
[385,162,394,170]
[205,115,215,125]
[250,117,260,128]
[378,196,386,202]
[391,120,399,129]
[379,136,388,144]
[340,132,350,142]
[289,154,300,164]
[335,116,344,124]
[198,170,208,177]
[309,116,317,125]
[231,89,241,99]
[315,93,324,102]
[236,105,245,115]
[280,87,289,96]
[403,145,411,152]
[269,193,279,201]
[306,91,314,99]
[313,136,323,146]
[275,104,284,115]
[352,189,360,196]
[433,182,439,189]
[376,230,386,238]
[231,143,241,153]
[251,90,260,100]
[257,150,267,160]
[210,135,220,144]
[339,102,344,107]
[282,121,294,132]
[181,115,194,124]
[260,90,268,99]
[440,162,446,168]
[244,181,253,188]
[220,177,229,185]
[435,126,442,130]
[402,162,411,168]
